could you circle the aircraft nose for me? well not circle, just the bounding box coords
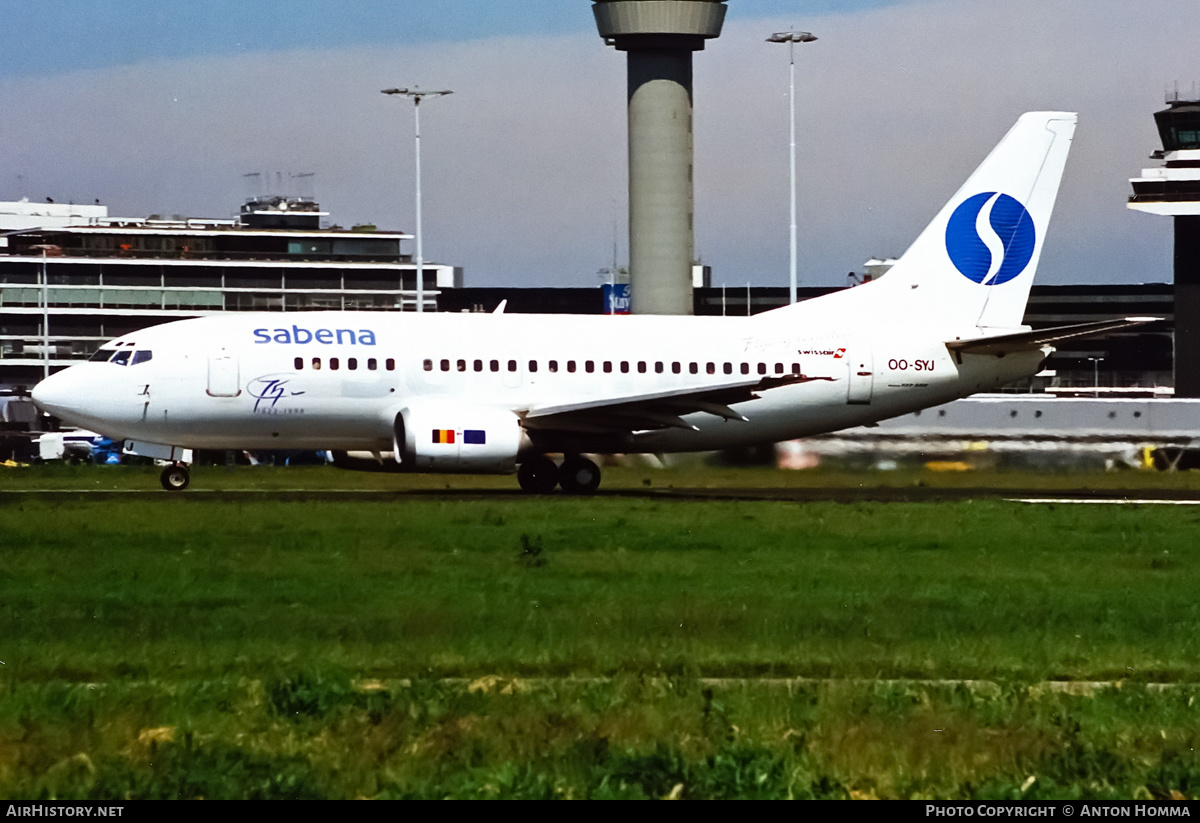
[32,364,136,436]
[31,369,82,420]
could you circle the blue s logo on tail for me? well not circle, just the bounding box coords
[945,192,1036,286]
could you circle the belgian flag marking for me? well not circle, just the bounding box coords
[432,429,487,445]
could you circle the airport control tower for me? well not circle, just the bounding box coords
[1129,91,1200,396]
[593,0,727,315]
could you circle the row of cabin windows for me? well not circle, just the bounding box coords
[294,356,396,372]
[423,358,801,376]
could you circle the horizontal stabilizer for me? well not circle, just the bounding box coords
[946,317,1161,356]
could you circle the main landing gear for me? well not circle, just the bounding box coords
[517,454,601,495]
[160,462,191,491]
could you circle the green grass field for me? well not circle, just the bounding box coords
[1,463,1198,798]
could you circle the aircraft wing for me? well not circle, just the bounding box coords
[946,317,1162,357]
[520,373,833,433]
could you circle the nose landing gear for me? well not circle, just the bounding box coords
[122,442,194,491]
[160,462,191,491]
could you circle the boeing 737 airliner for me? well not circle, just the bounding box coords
[30,112,1151,492]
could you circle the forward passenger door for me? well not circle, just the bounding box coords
[207,348,241,397]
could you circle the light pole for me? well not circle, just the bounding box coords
[41,248,49,382]
[767,30,817,305]
[382,87,452,313]
[1087,356,1104,397]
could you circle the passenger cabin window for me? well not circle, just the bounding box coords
[313,358,322,370]
[385,358,396,371]
[295,357,304,370]
[567,360,577,373]
[348,358,358,370]
[529,360,538,373]
[423,359,433,371]
[330,358,340,371]
[548,360,558,373]
[441,359,450,372]
[457,359,467,372]
[508,360,517,372]
[368,358,378,371]
[490,360,500,372]
[474,359,483,372]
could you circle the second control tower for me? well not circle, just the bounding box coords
[1129,91,1200,396]
[593,0,727,315]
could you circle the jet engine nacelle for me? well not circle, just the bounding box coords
[394,404,524,473]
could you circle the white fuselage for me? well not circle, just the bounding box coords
[30,309,1044,460]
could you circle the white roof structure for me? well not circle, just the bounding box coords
[0,198,108,231]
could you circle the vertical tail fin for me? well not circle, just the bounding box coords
[768,112,1076,333]
[879,111,1076,330]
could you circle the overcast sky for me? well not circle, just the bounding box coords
[1,0,1195,289]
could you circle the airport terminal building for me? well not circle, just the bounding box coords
[0,196,461,390]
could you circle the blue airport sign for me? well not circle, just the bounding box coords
[603,283,631,314]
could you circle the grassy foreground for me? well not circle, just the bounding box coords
[1,463,1198,798]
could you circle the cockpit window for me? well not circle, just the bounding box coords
[110,350,132,366]
[90,349,117,363]
[131,350,153,366]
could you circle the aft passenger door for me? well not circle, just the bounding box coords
[207,348,241,397]
[846,347,873,405]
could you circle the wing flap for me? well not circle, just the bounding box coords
[521,373,832,433]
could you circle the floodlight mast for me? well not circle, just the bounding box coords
[767,30,817,305]
[382,87,453,312]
